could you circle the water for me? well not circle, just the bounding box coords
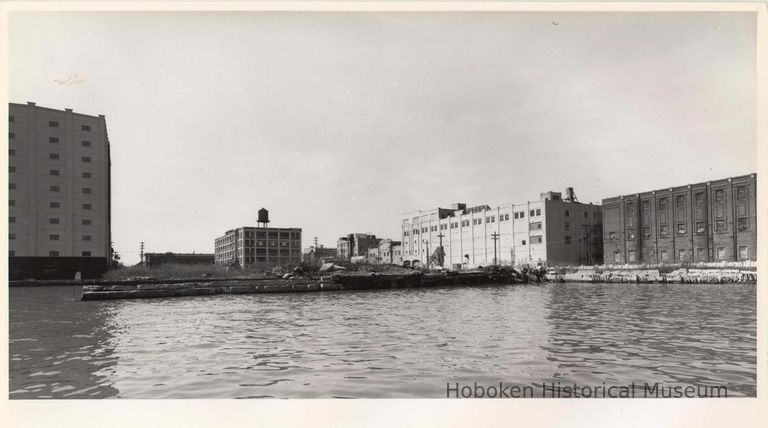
[9,283,756,398]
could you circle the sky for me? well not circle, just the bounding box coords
[8,11,757,265]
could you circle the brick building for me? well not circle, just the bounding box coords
[336,233,380,259]
[602,174,757,264]
[8,102,111,279]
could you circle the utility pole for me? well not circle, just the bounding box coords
[424,239,430,268]
[491,232,500,266]
[437,233,445,267]
[140,241,145,267]
[313,236,319,249]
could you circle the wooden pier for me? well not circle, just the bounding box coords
[80,271,523,301]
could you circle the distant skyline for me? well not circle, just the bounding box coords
[8,11,757,264]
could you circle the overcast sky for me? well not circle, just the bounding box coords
[9,11,757,264]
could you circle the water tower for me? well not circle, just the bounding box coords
[258,208,270,228]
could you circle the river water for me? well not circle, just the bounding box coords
[9,283,756,398]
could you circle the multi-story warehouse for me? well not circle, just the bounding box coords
[302,245,337,266]
[214,226,302,266]
[602,174,757,264]
[401,188,603,268]
[8,102,111,279]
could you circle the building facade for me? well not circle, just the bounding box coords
[401,189,603,269]
[364,239,403,264]
[214,226,302,266]
[336,233,380,259]
[602,174,757,264]
[8,102,111,279]
[144,252,214,268]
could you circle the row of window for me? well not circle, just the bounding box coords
[16,185,96,194]
[8,233,93,241]
[403,213,525,236]
[8,149,94,164]
[9,217,93,225]
[615,246,750,263]
[609,218,750,240]
[8,250,94,257]
[9,132,94,147]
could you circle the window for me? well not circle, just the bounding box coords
[9,216,15,223]
[614,251,621,263]
[530,210,535,217]
[9,166,15,173]
[661,249,669,261]
[49,137,59,143]
[50,202,60,208]
[82,156,91,163]
[9,132,15,139]
[82,187,92,194]
[584,212,588,218]
[737,186,747,201]
[9,200,15,206]
[716,246,725,260]
[715,190,725,203]
[49,153,60,160]
[695,192,704,205]
[659,225,668,236]
[520,212,525,219]
[9,149,15,156]
[50,185,60,192]
[627,229,635,240]
[514,212,519,219]
[609,231,616,240]
[522,240,526,246]
[49,218,59,224]
[643,227,651,238]
[81,125,91,131]
[82,235,92,241]
[696,248,705,261]
[9,182,16,190]
[536,209,541,216]
[565,210,570,217]
[49,251,59,257]
[677,223,686,235]
[716,220,726,233]
[9,233,15,240]
[564,236,571,244]
[530,235,542,244]
[693,222,705,234]
[82,203,92,210]
[658,198,667,210]
[738,246,749,260]
[50,169,59,176]
[9,115,14,122]
[737,218,748,232]
[49,121,59,128]
[628,250,636,262]
[82,172,92,178]
[530,222,542,231]
[81,141,91,147]
[641,200,650,213]
[564,222,570,231]
[678,249,686,262]
[49,234,60,241]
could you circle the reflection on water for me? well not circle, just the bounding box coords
[9,283,755,398]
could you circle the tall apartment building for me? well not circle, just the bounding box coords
[602,174,757,264]
[8,102,111,279]
[214,226,302,266]
[401,188,603,268]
